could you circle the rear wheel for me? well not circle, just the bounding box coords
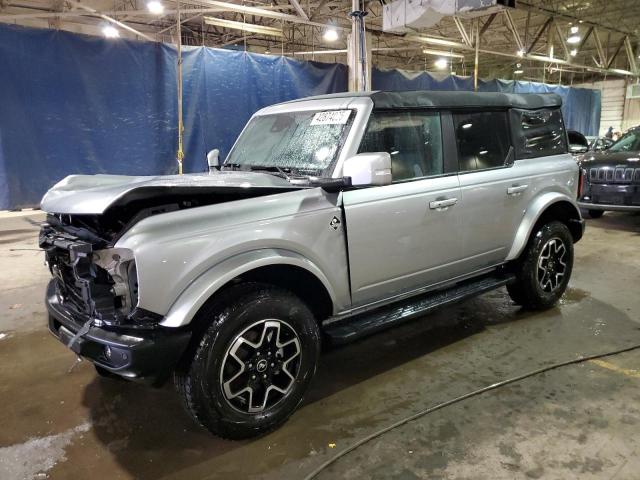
[588,209,604,219]
[507,221,574,310]
[175,283,320,439]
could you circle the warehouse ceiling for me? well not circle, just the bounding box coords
[1,0,640,82]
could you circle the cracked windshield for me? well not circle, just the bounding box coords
[226,109,354,176]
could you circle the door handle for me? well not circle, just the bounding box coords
[507,184,528,195]
[429,198,458,210]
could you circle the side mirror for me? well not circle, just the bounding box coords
[567,130,589,155]
[342,152,392,186]
[569,144,589,154]
[207,149,220,172]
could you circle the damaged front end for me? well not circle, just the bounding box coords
[40,215,146,326]
[40,214,190,385]
[40,172,307,384]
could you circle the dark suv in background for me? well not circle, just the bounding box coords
[578,126,640,218]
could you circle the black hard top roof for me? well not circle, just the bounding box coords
[284,90,562,110]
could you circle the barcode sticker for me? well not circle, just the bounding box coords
[311,110,351,126]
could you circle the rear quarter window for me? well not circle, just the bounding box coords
[511,108,568,159]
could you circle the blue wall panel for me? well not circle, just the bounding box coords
[181,47,348,173]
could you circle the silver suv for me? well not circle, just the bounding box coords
[40,91,584,438]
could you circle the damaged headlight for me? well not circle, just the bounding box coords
[92,248,138,319]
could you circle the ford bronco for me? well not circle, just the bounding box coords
[40,91,584,438]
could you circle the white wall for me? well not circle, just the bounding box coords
[574,79,626,136]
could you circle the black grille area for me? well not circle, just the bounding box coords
[589,166,640,184]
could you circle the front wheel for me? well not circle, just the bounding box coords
[175,283,320,439]
[588,209,604,219]
[507,221,574,310]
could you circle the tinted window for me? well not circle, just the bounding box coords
[359,111,443,181]
[454,111,511,171]
[511,108,567,159]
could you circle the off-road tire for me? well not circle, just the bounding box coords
[174,282,320,439]
[507,221,574,310]
[588,209,604,219]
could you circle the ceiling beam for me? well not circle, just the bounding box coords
[478,13,496,39]
[66,0,153,41]
[526,17,552,55]
[503,9,524,52]
[592,28,607,68]
[552,19,569,61]
[606,35,626,70]
[453,16,472,46]
[624,36,638,75]
[177,0,348,30]
[0,7,224,20]
[203,16,284,36]
[517,0,637,38]
[288,0,308,21]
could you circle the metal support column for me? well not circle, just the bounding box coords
[176,1,184,175]
[348,0,370,92]
[474,20,479,91]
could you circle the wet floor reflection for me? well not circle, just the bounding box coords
[0,286,631,480]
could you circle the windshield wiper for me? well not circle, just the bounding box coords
[248,165,293,181]
[220,162,242,170]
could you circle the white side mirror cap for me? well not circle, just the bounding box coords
[207,149,220,172]
[343,152,392,186]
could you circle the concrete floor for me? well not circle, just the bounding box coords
[0,210,639,480]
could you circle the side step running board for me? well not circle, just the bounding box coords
[323,273,515,345]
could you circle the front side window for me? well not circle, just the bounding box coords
[511,108,567,159]
[226,109,354,176]
[608,130,640,152]
[358,110,443,182]
[454,111,511,172]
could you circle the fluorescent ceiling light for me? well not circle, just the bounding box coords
[147,1,165,15]
[422,48,464,59]
[434,58,448,69]
[567,34,581,44]
[570,49,577,57]
[203,17,284,37]
[323,28,338,42]
[415,36,461,48]
[102,25,119,38]
[514,69,524,74]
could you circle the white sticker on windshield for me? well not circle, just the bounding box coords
[310,110,351,126]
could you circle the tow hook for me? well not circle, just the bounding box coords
[66,317,94,351]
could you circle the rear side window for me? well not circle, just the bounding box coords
[453,111,511,172]
[511,108,567,159]
[358,111,443,182]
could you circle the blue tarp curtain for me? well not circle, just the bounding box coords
[0,24,347,210]
[372,68,601,137]
[0,23,600,210]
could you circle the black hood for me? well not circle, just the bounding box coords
[578,150,640,169]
